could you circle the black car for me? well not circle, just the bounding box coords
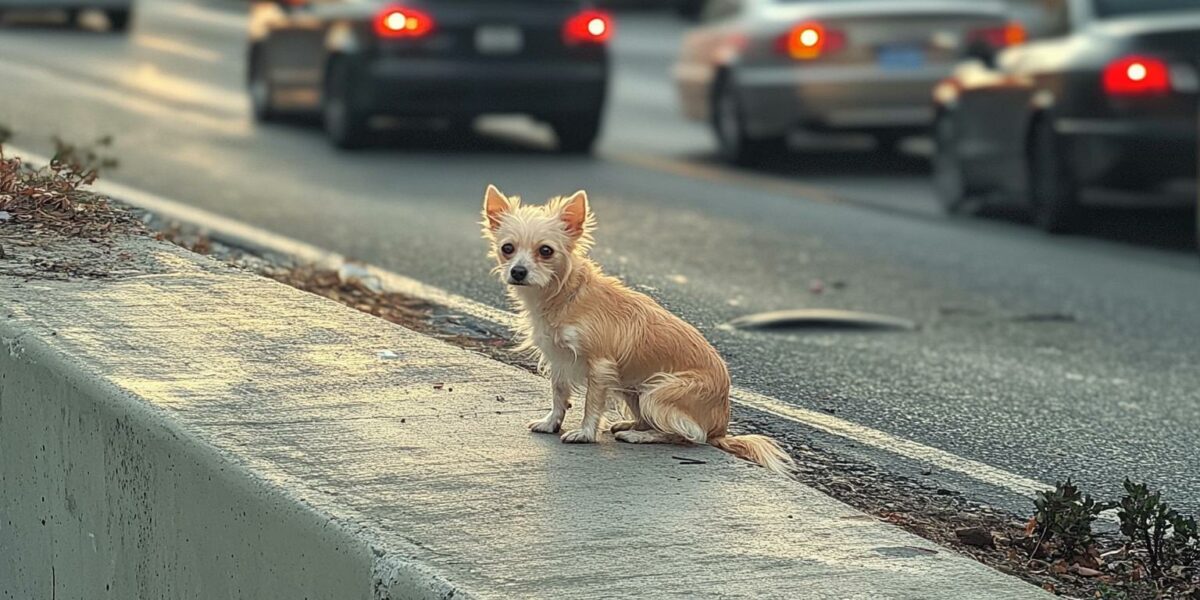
[247,0,612,151]
[932,0,1199,232]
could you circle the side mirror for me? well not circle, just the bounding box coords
[676,0,706,23]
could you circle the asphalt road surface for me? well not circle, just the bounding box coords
[2,2,1197,512]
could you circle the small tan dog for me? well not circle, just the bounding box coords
[481,185,794,475]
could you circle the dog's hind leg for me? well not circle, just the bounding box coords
[636,372,712,445]
[614,430,682,444]
[609,391,650,433]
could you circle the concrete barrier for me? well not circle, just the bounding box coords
[1,236,1051,599]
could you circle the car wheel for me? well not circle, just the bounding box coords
[1028,116,1079,233]
[712,77,784,167]
[106,9,131,32]
[874,132,907,153]
[249,48,277,123]
[932,113,972,215]
[551,112,602,154]
[323,58,372,150]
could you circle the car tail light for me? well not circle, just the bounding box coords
[374,6,434,38]
[967,22,1026,49]
[776,22,846,60]
[1103,56,1171,96]
[564,10,613,45]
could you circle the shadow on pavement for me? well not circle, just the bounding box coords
[751,148,931,178]
[972,204,1196,252]
[703,144,1198,254]
[368,128,555,156]
[0,11,118,34]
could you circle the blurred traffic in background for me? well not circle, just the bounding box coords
[2,0,1194,247]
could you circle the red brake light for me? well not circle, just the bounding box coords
[564,10,612,45]
[1103,56,1171,96]
[374,6,434,38]
[777,22,845,60]
[967,21,1027,49]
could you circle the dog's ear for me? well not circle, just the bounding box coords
[560,190,592,240]
[483,185,515,232]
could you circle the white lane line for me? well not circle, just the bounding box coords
[133,34,222,64]
[8,144,1054,501]
[0,60,248,136]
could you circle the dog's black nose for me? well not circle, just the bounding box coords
[510,266,528,282]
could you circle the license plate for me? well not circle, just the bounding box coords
[878,44,926,71]
[475,25,524,55]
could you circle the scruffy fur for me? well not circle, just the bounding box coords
[481,185,794,475]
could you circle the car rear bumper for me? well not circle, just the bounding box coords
[735,63,952,137]
[358,57,608,117]
[1058,116,1198,188]
[0,0,130,7]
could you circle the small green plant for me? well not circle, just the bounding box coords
[1033,479,1111,558]
[1092,582,1127,599]
[49,134,118,187]
[1117,479,1199,581]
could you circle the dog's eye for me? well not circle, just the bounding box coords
[538,245,554,258]
[500,243,514,255]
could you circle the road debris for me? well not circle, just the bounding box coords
[955,526,995,548]
[728,309,917,332]
[338,262,383,294]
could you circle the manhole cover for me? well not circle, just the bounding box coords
[728,309,917,332]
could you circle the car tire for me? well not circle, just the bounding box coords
[712,77,785,167]
[1028,116,1079,233]
[874,132,907,154]
[551,112,602,154]
[107,9,131,32]
[932,113,972,215]
[249,47,277,123]
[323,58,372,150]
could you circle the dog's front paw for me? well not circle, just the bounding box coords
[560,429,597,444]
[527,416,562,434]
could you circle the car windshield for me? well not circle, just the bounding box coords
[1093,0,1200,18]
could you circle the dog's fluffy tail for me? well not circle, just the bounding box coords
[709,435,795,476]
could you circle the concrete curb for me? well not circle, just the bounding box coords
[1,235,1052,599]
[0,245,466,600]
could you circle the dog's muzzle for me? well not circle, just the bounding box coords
[507,265,529,286]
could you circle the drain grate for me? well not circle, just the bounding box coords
[728,309,917,332]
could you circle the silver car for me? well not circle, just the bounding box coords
[675,0,1018,164]
[0,0,133,31]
